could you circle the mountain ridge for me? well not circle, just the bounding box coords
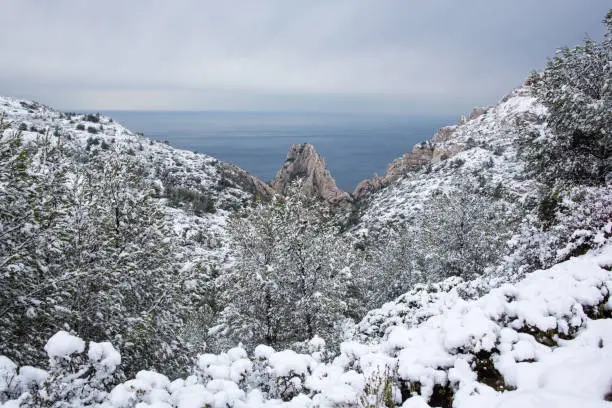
[0,92,530,210]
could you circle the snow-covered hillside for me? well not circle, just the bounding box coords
[0,96,283,376]
[356,86,545,232]
[0,97,271,206]
[0,96,273,264]
[2,244,610,407]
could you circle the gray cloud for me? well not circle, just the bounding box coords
[0,1,608,114]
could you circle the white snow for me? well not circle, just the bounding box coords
[2,243,611,408]
[88,341,121,373]
[267,350,313,377]
[0,356,18,394]
[101,245,611,407]
[254,345,276,359]
[1,91,611,407]
[43,331,85,358]
[17,366,48,389]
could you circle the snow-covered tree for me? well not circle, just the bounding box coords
[0,122,66,366]
[363,227,424,308]
[62,153,189,377]
[217,182,358,350]
[362,182,514,307]
[523,11,611,187]
[0,121,197,377]
[415,185,514,281]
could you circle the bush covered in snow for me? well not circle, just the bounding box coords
[2,245,611,407]
[522,12,611,187]
[500,185,612,281]
[1,331,120,407]
[214,181,361,352]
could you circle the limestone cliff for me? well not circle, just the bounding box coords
[271,143,351,204]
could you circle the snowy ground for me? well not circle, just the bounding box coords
[2,244,610,407]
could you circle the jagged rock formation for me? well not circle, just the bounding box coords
[271,143,351,204]
[274,103,494,203]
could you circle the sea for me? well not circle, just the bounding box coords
[100,111,456,192]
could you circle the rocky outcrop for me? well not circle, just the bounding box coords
[353,143,435,199]
[352,175,386,199]
[353,139,472,199]
[271,143,351,204]
[466,106,490,121]
[220,163,276,201]
[385,142,436,179]
[432,126,456,143]
[354,141,467,200]
[352,105,496,200]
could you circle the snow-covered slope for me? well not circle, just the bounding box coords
[0,96,274,266]
[355,86,545,232]
[0,97,273,207]
[2,244,611,407]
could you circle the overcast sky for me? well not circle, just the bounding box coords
[0,1,608,114]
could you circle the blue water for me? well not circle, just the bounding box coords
[100,111,455,191]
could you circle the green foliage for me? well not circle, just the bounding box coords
[84,113,100,123]
[451,158,465,168]
[86,136,99,150]
[0,121,202,378]
[537,189,562,229]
